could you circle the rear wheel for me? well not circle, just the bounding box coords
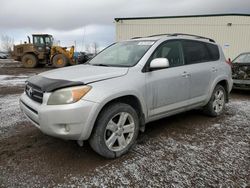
[89,103,139,158]
[52,54,69,68]
[203,85,226,117]
[21,54,38,68]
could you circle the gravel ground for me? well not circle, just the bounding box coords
[0,59,249,187]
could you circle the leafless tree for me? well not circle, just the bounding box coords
[85,43,91,53]
[1,35,14,53]
[85,42,99,54]
[92,42,99,55]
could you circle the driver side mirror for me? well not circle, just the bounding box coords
[150,58,169,70]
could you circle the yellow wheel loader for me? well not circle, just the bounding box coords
[12,34,76,68]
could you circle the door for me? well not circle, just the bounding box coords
[181,40,219,103]
[145,40,190,118]
[33,35,46,53]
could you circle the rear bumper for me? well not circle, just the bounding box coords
[233,79,250,90]
[20,92,99,140]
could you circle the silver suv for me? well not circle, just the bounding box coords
[20,33,233,158]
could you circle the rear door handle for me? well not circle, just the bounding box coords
[212,67,218,72]
[181,71,190,78]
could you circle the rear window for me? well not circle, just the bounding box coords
[182,40,219,65]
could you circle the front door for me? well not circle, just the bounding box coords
[145,40,190,118]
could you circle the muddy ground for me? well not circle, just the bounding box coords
[0,59,249,187]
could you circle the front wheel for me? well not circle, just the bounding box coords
[203,85,226,117]
[52,54,69,68]
[89,103,139,158]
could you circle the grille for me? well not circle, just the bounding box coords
[25,83,44,103]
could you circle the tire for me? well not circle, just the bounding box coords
[89,103,140,158]
[52,54,69,68]
[203,85,226,117]
[21,54,38,68]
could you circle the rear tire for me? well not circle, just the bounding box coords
[203,85,226,117]
[89,103,140,158]
[21,54,38,68]
[52,54,69,68]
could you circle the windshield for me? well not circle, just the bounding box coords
[45,36,53,46]
[89,41,155,67]
[233,53,250,64]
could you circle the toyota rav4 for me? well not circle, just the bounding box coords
[20,33,233,158]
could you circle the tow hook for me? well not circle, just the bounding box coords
[77,140,84,147]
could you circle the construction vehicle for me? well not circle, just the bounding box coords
[12,34,76,68]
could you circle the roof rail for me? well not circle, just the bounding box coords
[169,33,215,43]
[131,36,142,39]
[131,33,215,43]
[147,33,172,37]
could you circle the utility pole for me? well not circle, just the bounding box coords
[82,26,85,52]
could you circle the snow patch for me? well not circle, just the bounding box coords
[57,99,250,187]
[0,94,27,134]
[0,75,30,86]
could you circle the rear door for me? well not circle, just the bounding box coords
[181,40,219,103]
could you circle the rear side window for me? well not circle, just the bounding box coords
[206,43,220,61]
[182,40,219,65]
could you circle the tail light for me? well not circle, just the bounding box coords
[226,58,232,67]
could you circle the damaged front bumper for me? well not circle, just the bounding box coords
[233,79,250,90]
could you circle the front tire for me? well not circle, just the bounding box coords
[203,85,226,117]
[52,54,69,68]
[89,103,140,158]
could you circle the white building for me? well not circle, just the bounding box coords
[115,14,250,59]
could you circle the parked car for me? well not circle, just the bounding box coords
[20,33,233,158]
[77,52,95,64]
[232,52,250,90]
[0,52,8,59]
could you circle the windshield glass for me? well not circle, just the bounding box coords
[45,36,53,46]
[233,53,250,63]
[89,41,155,67]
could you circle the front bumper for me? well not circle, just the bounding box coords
[233,79,250,90]
[20,92,99,140]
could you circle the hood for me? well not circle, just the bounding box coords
[39,64,129,83]
[26,65,128,92]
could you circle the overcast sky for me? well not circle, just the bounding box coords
[0,0,249,51]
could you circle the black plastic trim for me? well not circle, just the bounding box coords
[20,100,38,114]
[27,75,84,92]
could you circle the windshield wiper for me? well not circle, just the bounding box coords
[92,64,110,67]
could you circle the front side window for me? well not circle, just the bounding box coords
[150,40,184,68]
[89,41,155,67]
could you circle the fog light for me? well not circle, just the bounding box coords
[65,125,70,132]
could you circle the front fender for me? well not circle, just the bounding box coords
[80,90,147,140]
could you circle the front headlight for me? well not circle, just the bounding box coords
[47,85,91,105]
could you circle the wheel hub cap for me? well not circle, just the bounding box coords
[104,112,135,152]
[213,89,225,113]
